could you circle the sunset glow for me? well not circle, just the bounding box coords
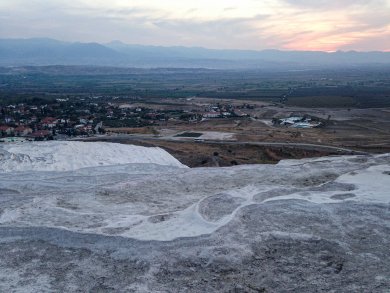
[0,0,389,51]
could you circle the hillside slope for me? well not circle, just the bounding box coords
[0,141,186,171]
[0,144,389,292]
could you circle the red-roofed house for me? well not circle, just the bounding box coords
[30,130,52,141]
[41,117,58,128]
[14,126,33,137]
[0,126,14,136]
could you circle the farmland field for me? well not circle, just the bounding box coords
[1,66,390,108]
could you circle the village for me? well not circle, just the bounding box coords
[0,96,325,143]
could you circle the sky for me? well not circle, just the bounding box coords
[0,0,389,51]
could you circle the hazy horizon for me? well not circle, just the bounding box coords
[2,37,390,53]
[0,0,389,52]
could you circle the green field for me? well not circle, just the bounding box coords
[1,66,390,108]
[286,96,356,108]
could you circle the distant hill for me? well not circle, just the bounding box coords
[0,38,123,66]
[1,38,390,69]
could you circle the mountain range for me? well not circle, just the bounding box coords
[1,38,390,69]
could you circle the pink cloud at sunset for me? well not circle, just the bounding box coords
[0,0,389,51]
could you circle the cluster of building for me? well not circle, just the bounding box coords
[0,99,106,141]
[273,116,322,129]
[0,97,257,142]
[201,103,250,120]
[118,102,251,124]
